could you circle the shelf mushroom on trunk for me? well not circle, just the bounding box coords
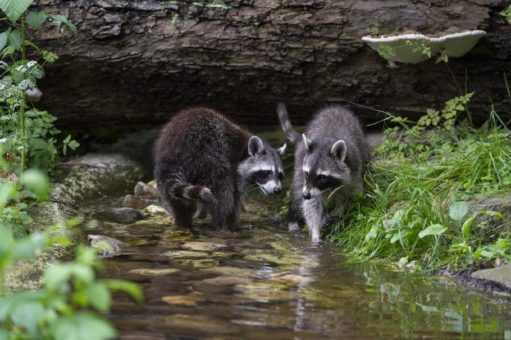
[362,30,487,65]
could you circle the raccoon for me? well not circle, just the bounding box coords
[277,103,370,242]
[154,107,286,230]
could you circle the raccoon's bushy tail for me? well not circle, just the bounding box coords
[277,103,300,144]
[167,179,217,205]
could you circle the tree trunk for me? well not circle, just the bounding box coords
[32,0,511,127]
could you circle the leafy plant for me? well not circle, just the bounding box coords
[0,152,143,338]
[331,98,511,271]
[501,5,511,24]
[0,0,79,174]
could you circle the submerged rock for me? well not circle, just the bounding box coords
[129,268,178,276]
[122,194,156,210]
[471,265,511,290]
[161,293,203,306]
[174,259,219,268]
[88,234,126,257]
[182,241,227,252]
[200,275,252,286]
[96,207,145,224]
[202,266,258,278]
[165,250,209,259]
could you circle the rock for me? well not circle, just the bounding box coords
[88,234,126,257]
[469,194,511,238]
[161,293,203,306]
[165,250,209,259]
[174,259,219,268]
[202,266,258,278]
[182,241,227,252]
[200,276,252,286]
[144,204,168,215]
[122,194,156,209]
[134,181,159,198]
[471,265,511,290]
[235,282,294,303]
[95,207,145,224]
[129,268,179,276]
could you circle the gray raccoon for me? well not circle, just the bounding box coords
[154,107,286,230]
[277,103,370,242]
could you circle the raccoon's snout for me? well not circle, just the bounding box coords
[273,187,282,194]
[303,192,312,200]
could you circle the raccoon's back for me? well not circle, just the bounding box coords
[153,107,250,178]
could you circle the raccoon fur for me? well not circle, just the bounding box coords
[277,103,370,242]
[154,107,286,230]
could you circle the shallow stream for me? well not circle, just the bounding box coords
[85,195,511,339]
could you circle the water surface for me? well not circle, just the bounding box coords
[86,197,511,339]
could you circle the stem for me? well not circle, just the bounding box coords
[19,14,27,173]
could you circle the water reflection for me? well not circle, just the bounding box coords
[84,196,511,339]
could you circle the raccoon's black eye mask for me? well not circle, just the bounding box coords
[316,175,342,190]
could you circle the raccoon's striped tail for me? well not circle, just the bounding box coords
[277,103,300,144]
[167,179,217,205]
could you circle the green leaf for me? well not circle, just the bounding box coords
[25,10,48,29]
[11,301,44,334]
[105,279,144,303]
[12,232,47,260]
[49,13,77,34]
[0,29,9,51]
[449,201,469,221]
[0,0,33,23]
[461,214,476,241]
[7,29,22,51]
[418,224,447,239]
[51,312,117,340]
[86,282,111,312]
[20,169,49,202]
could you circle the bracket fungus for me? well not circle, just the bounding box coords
[362,30,486,64]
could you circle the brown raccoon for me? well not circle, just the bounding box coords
[154,107,286,230]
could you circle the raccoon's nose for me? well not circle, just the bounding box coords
[303,192,311,200]
[273,187,281,194]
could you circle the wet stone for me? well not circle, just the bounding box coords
[202,266,259,278]
[95,207,145,224]
[165,250,209,259]
[235,282,294,303]
[88,234,125,257]
[471,264,511,290]
[200,276,253,286]
[122,194,156,210]
[182,241,227,252]
[174,259,219,269]
[161,293,203,306]
[134,181,159,198]
[144,204,169,215]
[129,268,179,276]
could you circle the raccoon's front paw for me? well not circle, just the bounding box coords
[288,222,300,232]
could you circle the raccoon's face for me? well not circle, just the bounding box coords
[238,136,286,196]
[301,134,351,200]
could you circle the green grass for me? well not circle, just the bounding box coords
[330,112,511,272]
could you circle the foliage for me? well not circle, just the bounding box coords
[330,97,511,271]
[0,0,78,174]
[0,154,143,338]
[501,5,511,24]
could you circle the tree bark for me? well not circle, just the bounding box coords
[32,0,511,127]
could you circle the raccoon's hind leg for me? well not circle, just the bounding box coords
[169,198,196,227]
[302,197,324,243]
[209,184,237,231]
[195,201,209,219]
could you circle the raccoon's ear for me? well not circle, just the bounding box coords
[302,134,312,152]
[331,140,347,162]
[277,143,287,156]
[248,136,265,156]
